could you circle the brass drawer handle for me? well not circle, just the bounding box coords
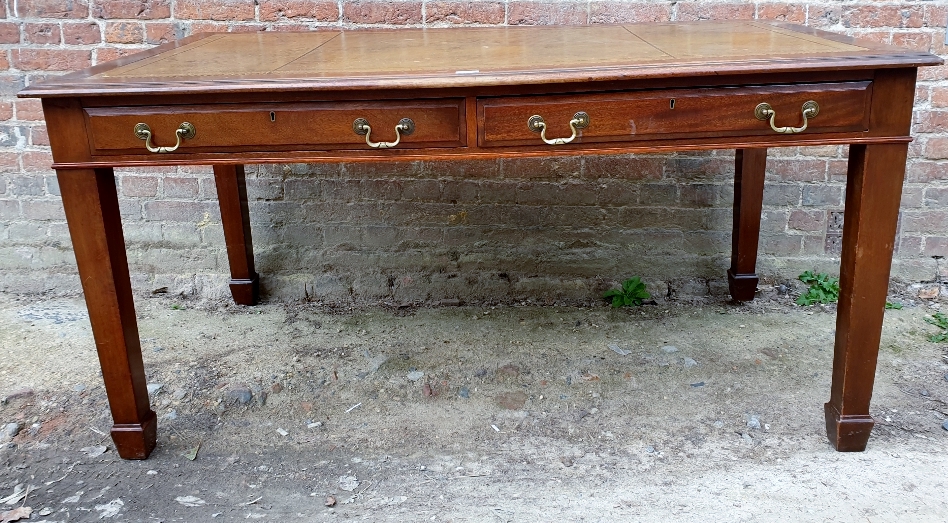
[353,118,415,149]
[528,112,589,145]
[133,122,196,153]
[755,101,819,134]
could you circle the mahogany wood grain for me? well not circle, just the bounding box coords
[826,143,908,451]
[728,148,767,302]
[477,82,871,147]
[214,165,259,306]
[16,24,943,458]
[84,100,466,154]
[57,168,156,459]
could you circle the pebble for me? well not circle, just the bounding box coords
[407,371,424,382]
[662,346,678,353]
[496,364,521,378]
[73,384,87,393]
[172,389,187,401]
[325,495,337,507]
[307,422,323,429]
[458,387,470,398]
[746,415,762,430]
[777,284,788,295]
[496,391,528,410]
[271,383,284,394]
[146,470,158,475]
[713,420,724,428]
[690,382,705,388]
[474,368,489,378]
[146,384,164,396]
[161,410,177,421]
[339,476,359,491]
[608,344,630,356]
[227,385,253,405]
[682,357,698,368]
[1,422,21,441]
[944,373,948,382]
[276,428,289,436]
[943,420,948,432]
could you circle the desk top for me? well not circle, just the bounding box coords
[20,21,942,98]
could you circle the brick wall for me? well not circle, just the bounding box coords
[1,1,946,303]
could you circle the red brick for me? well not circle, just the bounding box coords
[583,155,664,180]
[105,21,143,43]
[95,46,144,63]
[91,0,171,19]
[925,4,948,28]
[31,125,49,146]
[122,176,158,197]
[425,1,505,25]
[924,187,948,207]
[788,209,825,232]
[176,0,256,21]
[0,153,19,174]
[756,3,806,23]
[63,22,102,44]
[17,0,90,18]
[0,102,12,121]
[925,137,948,160]
[588,2,670,23]
[768,158,827,182]
[808,4,842,28]
[164,177,199,198]
[891,31,932,51]
[924,237,948,257]
[22,200,65,221]
[143,200,217,222]
[144,22,175,44]
[227,24,268,33]
[0,23,20,44]
[0,54,8,71]
[25,23,61,44]
[852,30,891,46]
[843,5,923,29]
[259,0,339,22]
[918,65,948,82]
[899,235,922,257]
[676,2,755,21]
[508,1,587,25]
[12,48,91,71]
[343,1,422,25]
[21,151,54,172]
[188,22,230,34]
[915,111,948,133]
[932,87,948,108]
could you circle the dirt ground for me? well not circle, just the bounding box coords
[0,285,947,522]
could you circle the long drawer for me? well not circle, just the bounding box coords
[477,82,872,147]
[84,99,466,154]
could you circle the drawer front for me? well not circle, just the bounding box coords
[478,82,872,147]
[84,99,466,153]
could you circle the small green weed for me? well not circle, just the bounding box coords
[925,312,948,343]
[170,304,185,310]
[603,277,650,308]
[795,271,840,306]
[884,301,903,310]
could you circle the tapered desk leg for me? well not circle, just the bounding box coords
[213,164,259,305]
[58,168,156,459]
[825,143,907,451]
[728,148,767,301]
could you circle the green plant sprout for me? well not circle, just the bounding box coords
[603,277,650,308]
[796,271,840,306]
[925,312,948,343]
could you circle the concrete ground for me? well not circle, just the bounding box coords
[0,286,946,522]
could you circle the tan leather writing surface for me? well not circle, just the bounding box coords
[99,23,865,80]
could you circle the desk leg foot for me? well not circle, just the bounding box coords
[111,411,158,459]
[214,164,259,306]
[824,403,873,452]
[58,168,157,460]
[825,143,908,453]
[728,148,767,301]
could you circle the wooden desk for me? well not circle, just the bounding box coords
[18,22,941,459]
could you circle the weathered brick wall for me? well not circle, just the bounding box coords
[1,1,946,303]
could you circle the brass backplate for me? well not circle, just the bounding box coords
[133,122,151,139]
[754,103,773,121]
[397,118,415,135]
[352,118,369,135]
[178,122,196,139]
[572,111,590,129]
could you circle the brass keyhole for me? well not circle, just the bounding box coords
[270,111,276,122]
[670,99,676,109]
